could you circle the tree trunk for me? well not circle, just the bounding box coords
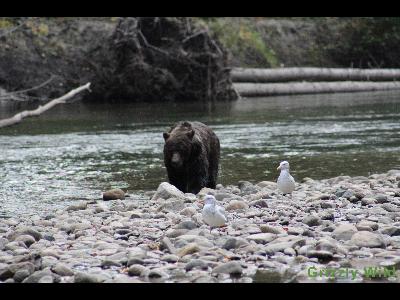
[231,67,400,83]
[233,81,400,97]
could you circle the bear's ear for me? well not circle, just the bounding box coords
[186,130,195,139]
[163,132,170,141]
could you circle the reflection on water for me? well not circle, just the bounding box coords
[1,90,400,216]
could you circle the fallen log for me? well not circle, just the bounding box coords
[231,67,400,83]
[0,83,91,128]
[233,81,400,97]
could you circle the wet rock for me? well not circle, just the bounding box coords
[351,231,385,248]
[332,224,358,241]
[103,189,125,200]
[212,261,242,275]
[306,250,334,261]
[151,182,186,201]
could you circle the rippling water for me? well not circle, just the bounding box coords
[1,90,400,216]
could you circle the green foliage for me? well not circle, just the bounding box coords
[320,17,400,68]
[203,18,279,68]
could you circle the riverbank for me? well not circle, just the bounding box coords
[1,170,400,283]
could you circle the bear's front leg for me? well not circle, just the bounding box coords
[166,168,187,193]
[187,167,208,195]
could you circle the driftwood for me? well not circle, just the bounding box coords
[0,83,91,128]
[234,81,400,97]
[231,67,400,83]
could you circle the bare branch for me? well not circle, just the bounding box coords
[0,83,91,128]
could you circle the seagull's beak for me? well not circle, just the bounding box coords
[277,165,281,170]
[198,200,204,205]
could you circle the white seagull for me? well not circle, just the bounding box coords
[201,195,227,233]
[277,160,296,196]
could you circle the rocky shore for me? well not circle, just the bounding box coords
[1,170,400,283]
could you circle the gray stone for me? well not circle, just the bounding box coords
[147,268,169,279]
[265,236,306,254]
[161,254,179,263]
[361,198,376,206]
[249,199,269,208]
[356,220,379,231]
[151,182,186,201]
[52,263,74,277]
[212,261,243,275]
[226,200,249,211]
[13,235,36,247]
[375,194,388,203]
[246,233,277,244]
[302,215,322,227]
[38,275,54,283]
[351,231,385,248]
[260,224,287,235]
[176,220,198,230]
[160,236,177,254]
[128,264,148,276]
[222,237,249,250]
[7,227,42,242]
[65,201,88,212]
[74,272,109,283]
[22,269,54,283]
[332,224,358,241]
[185,259,208,271]
[157,199,186,212]
[381,203,400,212]
[13,269,31,283]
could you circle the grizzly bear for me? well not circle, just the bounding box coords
[163,121,220,194]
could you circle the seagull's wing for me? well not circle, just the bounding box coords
[290,174,295,183]
[217,205,228,221]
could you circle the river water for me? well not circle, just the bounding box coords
[1,91,400,217]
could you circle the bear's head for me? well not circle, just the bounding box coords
[163,124,200,170]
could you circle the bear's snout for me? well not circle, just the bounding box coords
[170,152,183,168]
